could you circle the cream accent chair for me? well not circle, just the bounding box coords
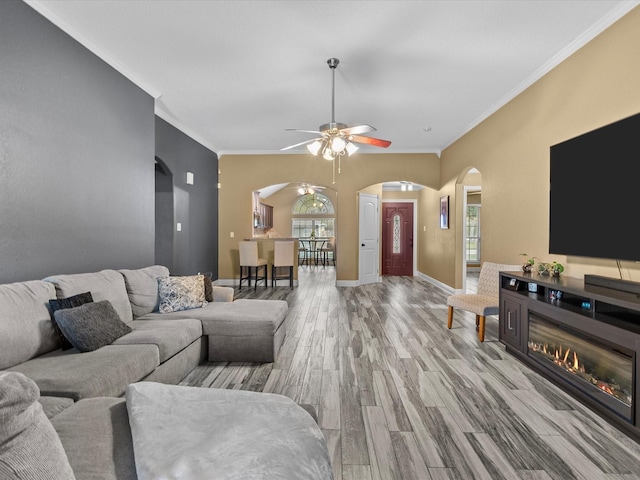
[447,261,521,342]
[239,241,267,290]
[272,240,295,287]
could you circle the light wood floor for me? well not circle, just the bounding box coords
[182,266,640,480]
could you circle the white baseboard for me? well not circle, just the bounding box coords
[415,271,455,295]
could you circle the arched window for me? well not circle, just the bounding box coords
[291,193,335,238]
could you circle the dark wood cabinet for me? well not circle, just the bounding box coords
[499,292,523,350]
[257,203,273,229]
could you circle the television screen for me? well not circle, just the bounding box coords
[549,112,640,262]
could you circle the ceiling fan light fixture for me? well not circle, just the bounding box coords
[331,136,346,153]
[297,187,305,195]
[345,141,359,156]
[307,140,322,156]
[323,148,335,161]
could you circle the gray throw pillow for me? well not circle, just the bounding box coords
[49,291,94,350]
[0,372,76,479]
[53,300,132,352]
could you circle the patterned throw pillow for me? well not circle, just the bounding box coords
[158,275,206,313]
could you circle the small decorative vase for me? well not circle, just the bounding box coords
[522,264,533,273]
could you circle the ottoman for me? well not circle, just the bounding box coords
[201,299,288,362]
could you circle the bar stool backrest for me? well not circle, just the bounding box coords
[274,241,295,267]
[239,241,259,266]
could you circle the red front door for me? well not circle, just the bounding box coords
[382,202,414,276]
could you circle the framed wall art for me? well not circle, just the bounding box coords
[440,195,449,229]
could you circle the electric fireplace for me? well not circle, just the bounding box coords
[528,313,634,421]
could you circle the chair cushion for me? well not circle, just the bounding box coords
[447,293,500,317]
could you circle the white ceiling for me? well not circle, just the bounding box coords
[27,0,638,156]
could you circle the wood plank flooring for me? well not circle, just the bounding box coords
[181,266,640,479]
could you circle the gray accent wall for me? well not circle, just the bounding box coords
[155,117,219,278]
[0,1,155,283]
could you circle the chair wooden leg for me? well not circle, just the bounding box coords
[477,316,486,342]
[289,266,293,287]
[271,265,275,287]
[447,306,454,329]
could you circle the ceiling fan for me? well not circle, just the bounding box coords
[281,58,391,183]
[290,183,325,195]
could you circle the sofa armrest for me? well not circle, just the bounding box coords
[211,286,234,303]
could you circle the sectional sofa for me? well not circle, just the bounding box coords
[0,265,333,479]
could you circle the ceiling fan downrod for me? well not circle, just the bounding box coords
[327,58,339,130]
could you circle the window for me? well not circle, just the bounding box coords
[466,205,480,262]
[292,193,335,237]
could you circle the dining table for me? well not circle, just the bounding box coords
[299,237,327,265]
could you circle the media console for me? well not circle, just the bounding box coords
[499,271,640,442]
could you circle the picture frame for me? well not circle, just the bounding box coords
[505,278,520,291]
[440,195,449,229]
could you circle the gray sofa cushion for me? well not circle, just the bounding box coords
[118,265,169,318]
[8,344,159,401]
[38,396,74,420]
[140,299,288,337]
[0,280,58,370]
[0,372,76,480]
[113,318,202,363]
[53,300,132,352]
[44,269,133,324]
[51,397,136,480]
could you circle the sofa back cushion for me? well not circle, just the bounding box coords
[43,269,133,324]
[0,281,58,369]
[118,265,169,318]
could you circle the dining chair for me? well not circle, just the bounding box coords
[321,236,335,266]
[272,241,295,287]
[298,240,309,266]
[238,241,267,290]
[446,261,521,341]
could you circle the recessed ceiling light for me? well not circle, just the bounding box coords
[424,127,432,132]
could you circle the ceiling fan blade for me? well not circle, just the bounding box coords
[350,135,392,148]
[280,137,322,151]
[339,124,376,135]
[285,128,324,135]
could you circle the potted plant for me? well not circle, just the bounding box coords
[551,261,565,277]
[537,262,551,275]
[519,253,536,273]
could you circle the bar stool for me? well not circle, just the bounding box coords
[239,241,267,290]
[272,241,295,287]
[321,236,335,266]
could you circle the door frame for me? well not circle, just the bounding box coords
[381,199,417,275]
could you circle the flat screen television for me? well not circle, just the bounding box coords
[549,112,640,263]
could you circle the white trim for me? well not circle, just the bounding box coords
[336,280,360,287]
[442,1,640,150]
[381,199,418,275]
[415,271,455,295]
[25,1,162,99]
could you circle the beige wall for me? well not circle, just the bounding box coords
[218,153,440,282]
[442,5,640,286]
[219,6,640,287]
